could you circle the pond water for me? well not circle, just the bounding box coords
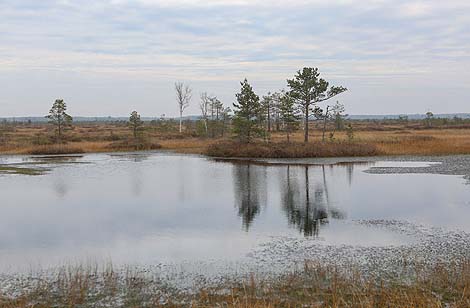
[0,153,469,272]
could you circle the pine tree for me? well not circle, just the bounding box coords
[46,98,73,143]
[129,110,143,140]
[232,79,262,142]
[287,67,347,143]
[279,93,300,142]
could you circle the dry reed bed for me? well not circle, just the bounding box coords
[1,261,469,307]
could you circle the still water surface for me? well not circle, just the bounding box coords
[0,153,469,271]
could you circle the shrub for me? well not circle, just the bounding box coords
[107,139,162,151]
[28,145,85,155]
[206,141,380,158]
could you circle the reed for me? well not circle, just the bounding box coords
[1,260,469,307]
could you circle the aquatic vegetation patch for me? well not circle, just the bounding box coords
[0,165,48,176]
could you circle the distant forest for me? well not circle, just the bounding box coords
[2,113,470,123]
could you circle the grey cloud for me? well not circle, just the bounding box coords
[0,0,469,116]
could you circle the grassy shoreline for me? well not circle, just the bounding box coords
[1,260,469,307]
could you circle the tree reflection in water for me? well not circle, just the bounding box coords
[282,165,347,237]
[282,166,324,237]
[233,164,267,231]
[233,162,347,236]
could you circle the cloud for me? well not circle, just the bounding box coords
[0,0,469,116]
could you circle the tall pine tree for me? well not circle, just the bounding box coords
[287,67,347,143]
[232,79,262,142]
[46,99,73,143]
[279,92,300,142]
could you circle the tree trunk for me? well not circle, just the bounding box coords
[267,104,271,132]
[221,115,225,137]
[322,106,329,142]
[179,112,183,133]
[304,103,309,143]
[330,127,337,140]
[58,120,62,143]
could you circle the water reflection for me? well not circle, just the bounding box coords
[346,163,354,186]
[282,166,326,237]
[53,178,68,198]
[232,162,347,237]
[1,154,470,270]
[233,164,267,231]
[28,155,84,163]
[281,165,346,237]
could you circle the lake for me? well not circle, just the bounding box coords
[1,153,469,272]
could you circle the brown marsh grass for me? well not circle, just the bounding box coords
[206,141,380,158]
[1,123,470,157]
[1,260,469,307]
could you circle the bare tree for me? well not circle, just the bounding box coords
[221,106,231,137]
[175,82,192,133]
[321,106,331,142]
[262,92,273,133]
[316,101,346,141]
[209,96,223,137]
[330,101,346,140]
[271,91,282,131]
[199,92,210,135]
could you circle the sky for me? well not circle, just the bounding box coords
[1,0,470,117]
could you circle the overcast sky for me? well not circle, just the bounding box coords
[1,0,469,117]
